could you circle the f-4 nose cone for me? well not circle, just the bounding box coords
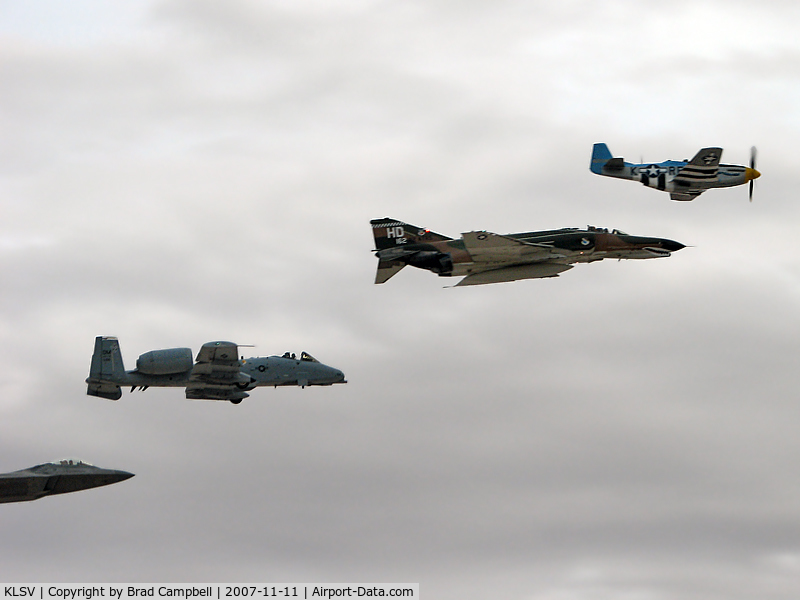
[662,240,686,252]
[745,167,761,181]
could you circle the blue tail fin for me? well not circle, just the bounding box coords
[590,143,614,174]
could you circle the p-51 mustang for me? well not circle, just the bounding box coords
[86,337,346,404]
[371,218,685,286]
[590,143,760,201]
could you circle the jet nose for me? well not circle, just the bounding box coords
[110,470,135,483]
[662,239,685,252]
[333,370,346,383]
[79,469,134,491]
[745,167,761,181]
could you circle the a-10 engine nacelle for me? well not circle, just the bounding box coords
[407,251,453,275]
[136,348,193,375]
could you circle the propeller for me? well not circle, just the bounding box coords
[749,146,758,202]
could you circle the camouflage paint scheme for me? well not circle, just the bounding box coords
[0,458,133,503]
[371,218,685,286]
[86,337,346,404]
[590,143,760,201]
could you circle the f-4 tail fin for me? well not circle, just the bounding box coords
[370,218,452,251]
[86,336,125,400]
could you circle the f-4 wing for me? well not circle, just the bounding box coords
[461,231,561,263]
[456,231,571,286]
[455,263,573,286]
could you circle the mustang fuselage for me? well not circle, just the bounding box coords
[590,143,760,201]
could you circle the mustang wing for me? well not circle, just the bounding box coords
[673,147,722,191]
[461,231,562,263]
[670,191,704,201]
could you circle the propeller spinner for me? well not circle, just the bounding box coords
[747,146,760,201]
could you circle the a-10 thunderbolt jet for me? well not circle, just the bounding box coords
[371,217,685,286]
[0,458,133,503]
[590,143,760,201]
[86,337,346,404]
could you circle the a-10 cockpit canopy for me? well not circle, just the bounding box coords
[277,351,319,362]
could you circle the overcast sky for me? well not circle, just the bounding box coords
[2,1,800,598]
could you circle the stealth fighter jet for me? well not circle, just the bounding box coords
[0,458,133,503]
[87,337,346,404]
[590,143,760,201]
[371,218,685,286]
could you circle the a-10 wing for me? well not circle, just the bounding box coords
[188,341,252,400]
[194,340,239,366]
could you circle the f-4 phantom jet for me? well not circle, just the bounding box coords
[371,218,685,286]
[86,337,346,404]
[590,143,760,201]
[0,458,133,503]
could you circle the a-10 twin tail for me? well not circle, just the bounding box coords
[590,143,760,201]
[86,337,346,404]
[371,217,684,286]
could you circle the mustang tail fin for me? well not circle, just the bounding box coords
[86,336,125,400]
[590,143,614,174]
[370,217,452,251]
